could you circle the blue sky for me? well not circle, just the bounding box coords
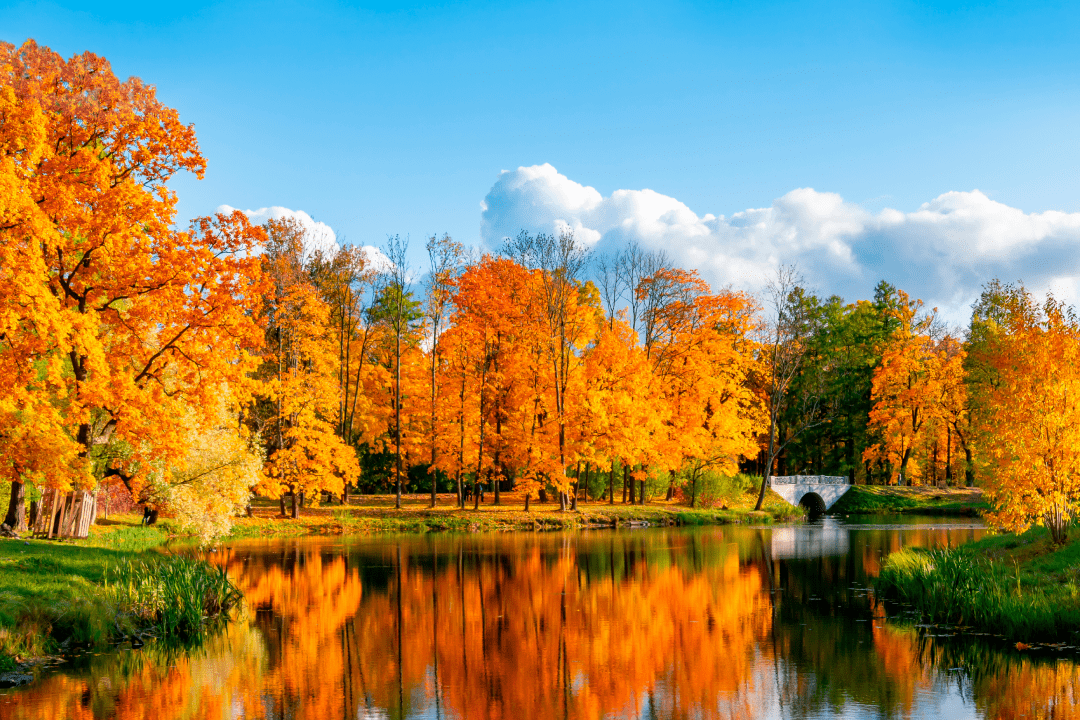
[5,1,1080,316]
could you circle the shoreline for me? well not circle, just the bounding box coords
[227,493,806,538]
[0,488,987,678]
[875,526,1080,645]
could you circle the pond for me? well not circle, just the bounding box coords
[2,517,1077,719]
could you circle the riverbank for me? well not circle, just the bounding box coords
[229,491,805,538]
[0,518,237,679]
[876,526,1080,645]
[0,485,985,674]
[829,485,987,516]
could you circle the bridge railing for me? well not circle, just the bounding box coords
[769,475,849,486]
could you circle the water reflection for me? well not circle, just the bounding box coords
[3,520,1077,719]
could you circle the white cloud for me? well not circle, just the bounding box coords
[216,204,394,275]
[217,205,340,257]
[480,164,1080,324]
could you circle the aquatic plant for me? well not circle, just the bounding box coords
[105,556,242,641]
[875,547,1080,642]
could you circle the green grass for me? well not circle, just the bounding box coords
[830,485,988,516]
[875,526,1080,644]
[0,515,231,666]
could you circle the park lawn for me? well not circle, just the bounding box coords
[830,484,987,516]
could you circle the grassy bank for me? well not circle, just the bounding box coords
[0,517,237,671]
[875,526,1080,644]
[228,490,805,538]
[830,485,988,516]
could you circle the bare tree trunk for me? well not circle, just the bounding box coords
[571,462,580,511]
[609,464,615,505]
[4,480,26,532]
[291,489,300,519]
[431,335,438,509]
[627,465,635,505]
[945,425,953,486]
[395,326,403,509]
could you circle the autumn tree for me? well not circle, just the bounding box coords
[308,243,383,460]
[504,230,594,510]
[252,218,359,517]
[969,283,1080,544]
[422,233,464,507]
[862,290,967,487]
[0,42,267,530]
[148,396,263,543]
[380,235,415,508]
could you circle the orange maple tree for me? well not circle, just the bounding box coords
[0,41,266,527]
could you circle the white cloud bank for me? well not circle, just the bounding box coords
[217,204,391,271]
[480,164,1080,323]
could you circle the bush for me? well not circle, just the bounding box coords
[681,471,760,508]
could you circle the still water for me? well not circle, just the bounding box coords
[3,517,1079,719]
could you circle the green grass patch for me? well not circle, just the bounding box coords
[0,515,232,667]
[830,485,988,516]
[875,527,1080,643]
[105,556,241,641]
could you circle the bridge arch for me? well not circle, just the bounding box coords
[798,492,827,516]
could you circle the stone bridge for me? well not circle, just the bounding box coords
[769,475,851,514]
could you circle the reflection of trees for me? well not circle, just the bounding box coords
[6,525,1079,720]
[0,623,266,720]
[333,531,776,720]
[911,632,1080,720]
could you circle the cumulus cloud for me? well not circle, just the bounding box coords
[217,204,391,272]
[480,164,1080,324]
[218,205,340,256]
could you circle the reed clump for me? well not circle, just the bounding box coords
[875,546,1080,642]
[105,557,242,641]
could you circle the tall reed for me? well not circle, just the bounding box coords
[875,548,1080,642]
[105,556,242,641]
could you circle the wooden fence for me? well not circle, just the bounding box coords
[30,487,97,539]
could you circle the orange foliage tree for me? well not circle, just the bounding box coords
[864,291,966,486]
[251,218,359,517]
[970,283,1080,544]
[0,41,266,529]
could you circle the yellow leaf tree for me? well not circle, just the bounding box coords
[971,283,1080,544]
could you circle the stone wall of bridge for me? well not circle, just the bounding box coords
[769,475,851,511]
